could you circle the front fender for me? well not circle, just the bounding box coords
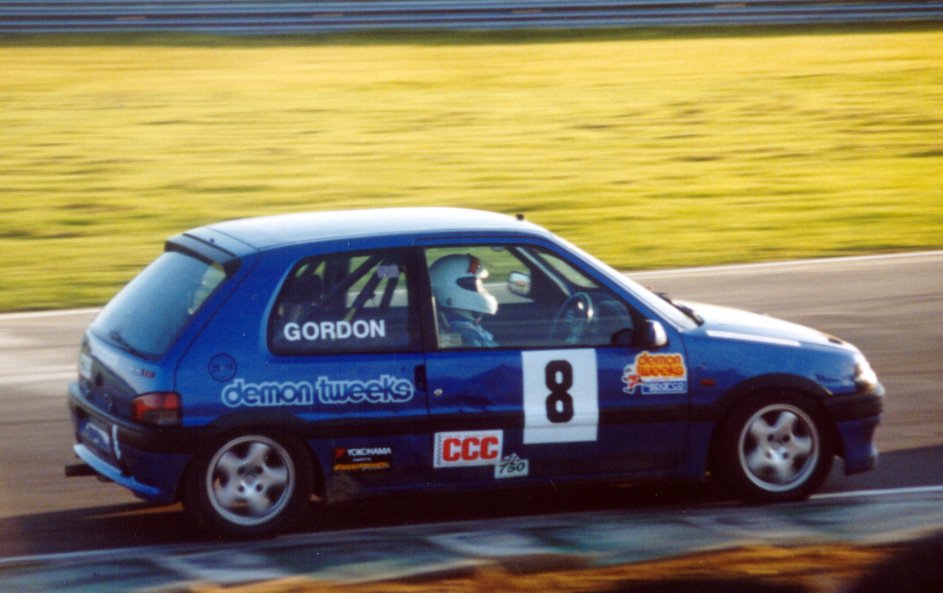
[692,373,832,424]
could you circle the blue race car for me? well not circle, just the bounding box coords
[67,208,883,537]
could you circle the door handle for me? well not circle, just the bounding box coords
[414,364,427,392]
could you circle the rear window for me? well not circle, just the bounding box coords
[268,249,416,355]
[91,250,228,358]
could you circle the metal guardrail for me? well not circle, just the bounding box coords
[1,0,942,34]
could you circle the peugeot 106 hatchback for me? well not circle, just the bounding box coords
[67,208,883,537]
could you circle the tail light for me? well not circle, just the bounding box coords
[131,392,181,426]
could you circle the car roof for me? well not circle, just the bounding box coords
[202,207,549,251]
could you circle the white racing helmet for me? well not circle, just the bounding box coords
[430,254,498,316]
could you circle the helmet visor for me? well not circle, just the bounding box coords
[456,276,484,293]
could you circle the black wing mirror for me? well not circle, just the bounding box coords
[611,320,668,349]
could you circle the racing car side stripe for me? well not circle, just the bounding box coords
[72,385,690,455]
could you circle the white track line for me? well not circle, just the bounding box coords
[0,307,99,321]
[811,484,943,501]
[2,484,942,567]
[631,250,943,278]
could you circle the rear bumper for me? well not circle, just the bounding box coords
[68,383,193,504]
[72,444,169,502]
[68,382,202,454]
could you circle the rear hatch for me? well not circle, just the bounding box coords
[76,238,240,424]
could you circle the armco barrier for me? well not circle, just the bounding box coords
[0,0,942,34]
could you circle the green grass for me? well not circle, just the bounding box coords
[1,26,942,311]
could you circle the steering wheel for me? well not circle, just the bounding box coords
[549,292,595,343]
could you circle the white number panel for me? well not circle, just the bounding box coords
[522,349,598,444]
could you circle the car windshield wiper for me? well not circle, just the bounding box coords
[108,330,143,356]
[657,292,704,326]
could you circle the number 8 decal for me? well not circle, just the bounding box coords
[545,360,575,423]
[523,350,598,444]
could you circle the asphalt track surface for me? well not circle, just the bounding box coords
[0,251,941,564]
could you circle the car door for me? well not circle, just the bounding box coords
[188,246,430,497]
[419,240,690,487]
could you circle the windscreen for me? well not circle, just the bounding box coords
[91,250,227,358]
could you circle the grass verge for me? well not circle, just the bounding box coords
[160,543,896,592]
[1,25,941,311]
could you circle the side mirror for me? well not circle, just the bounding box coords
[611,320,668,349]
[507,271,532,297]
[641,320,669,349]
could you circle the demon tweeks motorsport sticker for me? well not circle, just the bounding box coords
[622,351,688,395]
[221,375,415,408]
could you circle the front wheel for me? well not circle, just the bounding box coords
[185,432,313,538]
[712,393,834,504]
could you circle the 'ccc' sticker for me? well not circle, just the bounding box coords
[433,430,503,468]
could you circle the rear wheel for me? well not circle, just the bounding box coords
[185,432,313,538]
[712,393,834,503]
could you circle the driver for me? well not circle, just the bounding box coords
[430,254,499,347]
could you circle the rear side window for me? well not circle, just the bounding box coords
[269,249,416,354]
[91,251,228,358]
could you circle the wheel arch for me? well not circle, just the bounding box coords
[176,410,326,503]
[704,373,841,475]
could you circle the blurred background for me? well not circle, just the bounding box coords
[0,3,942,592]
[1,2,941,312]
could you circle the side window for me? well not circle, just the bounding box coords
[269,250,415,354]
[425,245,634,350]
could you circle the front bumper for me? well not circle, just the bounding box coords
[824,384,884,475]
[823,384,884,423]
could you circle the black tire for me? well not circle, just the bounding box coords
[712,392,834,504]
[185,432,314,538]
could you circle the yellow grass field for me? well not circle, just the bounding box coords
[1,27,941,311]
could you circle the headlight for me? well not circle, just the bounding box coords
[853,356,879,391]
